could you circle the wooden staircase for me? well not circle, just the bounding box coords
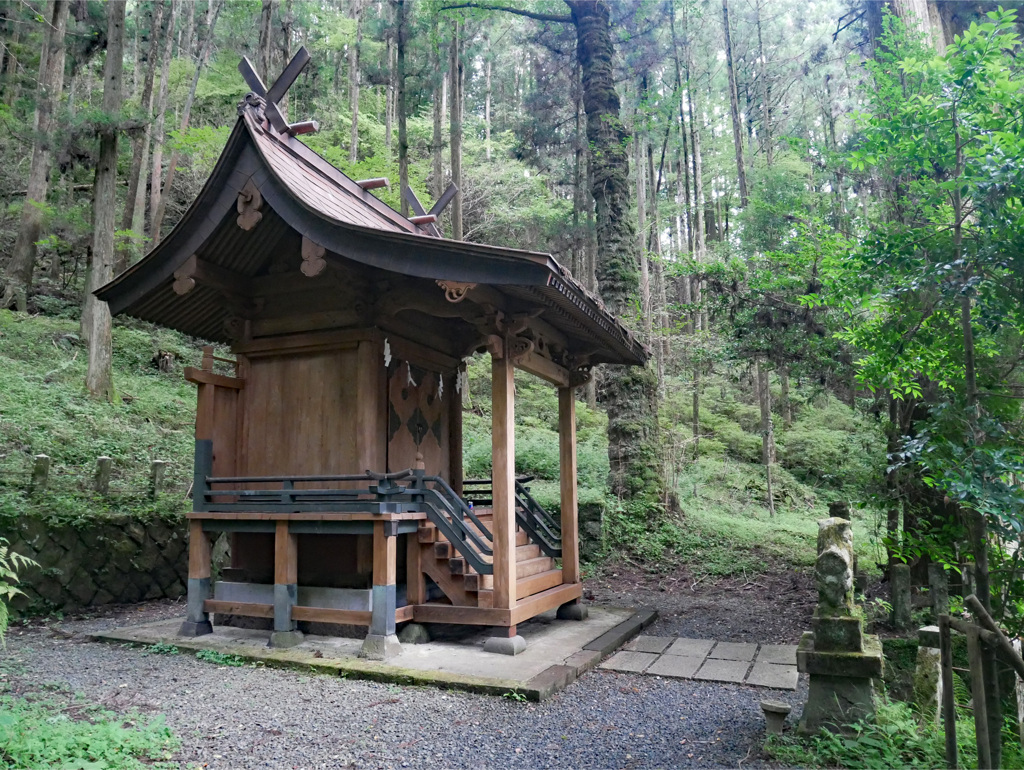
[415,508,563,609]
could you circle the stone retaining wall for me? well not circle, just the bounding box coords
[6,514,191,611]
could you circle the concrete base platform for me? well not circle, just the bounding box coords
[91,606,655,701]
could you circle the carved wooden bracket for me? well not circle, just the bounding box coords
[224,316,246,340]
[436,279,477,303]
[507,335,535,363]
[570,364,594,387]
[301,236,327,277]
[236,179,263,231]
[172,255,198,295]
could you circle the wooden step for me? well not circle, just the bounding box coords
[417,526,438,544]
[462,573,494,592]
[434,541,452,559]
[517,568,563,599]
[517,556,555,580]
[476,588,493,608]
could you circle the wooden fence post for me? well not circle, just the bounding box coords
[30,454,50,492]
[94,456,112,495]
[150,460,167,499]
[938,615,958,770]
[966,626,992,770]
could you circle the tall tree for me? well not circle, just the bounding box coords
[722,0,747,207]
[117,0,166,274]
[1,0,70,311]
[84,0,127,401]
[151,0,223,240]
[564,0,663,505]
[259,0,275,81]
[348,0,363,163]
[149,0,178,239]
[448,18,463,238]
[395,0,408,215]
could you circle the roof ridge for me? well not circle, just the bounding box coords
[240,105,421,235]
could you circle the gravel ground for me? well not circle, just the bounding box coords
[3,603,807,769]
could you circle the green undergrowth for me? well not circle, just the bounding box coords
[0,310,212,525]
[0,691,180,769]
[766,697,1024,769]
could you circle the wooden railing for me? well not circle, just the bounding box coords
[192,441,495,574]
[463,476,562,558]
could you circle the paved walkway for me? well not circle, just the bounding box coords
[600,635,799,690]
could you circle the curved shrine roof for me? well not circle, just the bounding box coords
[96,102,648,367]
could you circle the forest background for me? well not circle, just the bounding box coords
[0,0,1023,632]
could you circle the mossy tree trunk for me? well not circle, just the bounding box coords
[1,0,70,311]
[565,0,663,507]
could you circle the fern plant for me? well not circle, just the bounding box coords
[0,537,37,647]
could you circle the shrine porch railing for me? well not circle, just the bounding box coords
[192,439,495,575]
[462,476,562,559]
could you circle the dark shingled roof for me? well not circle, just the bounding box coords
[96,103,648,366]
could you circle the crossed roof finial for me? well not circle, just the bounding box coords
[238,46,318,137]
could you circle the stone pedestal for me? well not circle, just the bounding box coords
[798,518,883,734]
[797,632,883,733]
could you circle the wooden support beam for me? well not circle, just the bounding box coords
[290,607,371,625]
[559,387,580,585]
[204,599,274,618]
[406,534,427,605]
[188,519,212,580]
[517,351,570,387]
[274,520,298,632]
[356,178,389,190]
[373,521,398,587]
[172,255,254,298]
[411,604,512,626]
[184,367,245,390]
[492,346,517,610]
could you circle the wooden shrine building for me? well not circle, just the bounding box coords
[96,50,647,658]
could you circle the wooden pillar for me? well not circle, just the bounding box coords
[558,386,580,585]
[180,519,213,636]
[450,367,464,496]
[362,520,401,658]
[271,519,300,645]
[491,347,517,610]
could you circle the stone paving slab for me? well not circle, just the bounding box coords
[646,655,704,679]
[93,606,640,702]
[694,658,750,684]
[746,662,799,690]
[599,650,659,673]
[756,644,798,665]
[664,637,715,658]
[624,635,674,654]
[708,642,758,661]
[611,635,799,690]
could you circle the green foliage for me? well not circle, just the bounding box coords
[194,649,247,667]
[0,538,37,647]
[766,697,1024,769]
[0,311,203,525]
[0,694,180,769]
[144,642,180,656]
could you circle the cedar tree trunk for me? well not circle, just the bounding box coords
[564,0,663,506]
[84,0,126,401]
[1,0,70,311]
